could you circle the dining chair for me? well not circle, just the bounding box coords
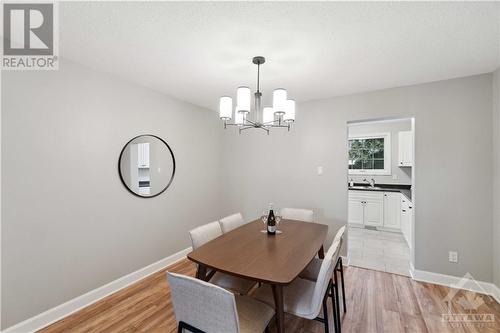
[189,222,256,295]
[167,272,275,333]
[219,212,246,233]
[299,225,346,332]
[280,208,314,222]
[252,239,341,333]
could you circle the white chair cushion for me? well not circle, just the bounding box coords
[235,294,275,333]
[252,278,317,319]
[189,221,222,250]
[210,272,257,295]
[299,258,323,281]
[219,213,246,233]
[281,208,314,222]
[299,237,343,282]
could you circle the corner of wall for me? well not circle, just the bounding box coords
[493,68,500,288]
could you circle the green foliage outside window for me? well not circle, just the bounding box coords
[348,138,385,170]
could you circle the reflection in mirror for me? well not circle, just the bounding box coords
[119,135,175,198]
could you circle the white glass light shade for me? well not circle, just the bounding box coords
[284,99,296,122]
[234,106,244,125]
[262,107,274,124]
[273,88,287,115]
[219,96,232,120]
[236,86,251,114]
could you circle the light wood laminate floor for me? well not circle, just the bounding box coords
[39,259,500,333]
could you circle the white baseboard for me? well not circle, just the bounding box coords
[2,247,192,333]
[411,268,500,304]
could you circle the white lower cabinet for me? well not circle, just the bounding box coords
[348,199,364,226]
[349,190,410,235]
[348,191,383,227]
[400,196,413,249]
[383,192,401,229]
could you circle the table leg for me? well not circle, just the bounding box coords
[318,245,325,259]
[272,285,285,333]
[196,264,208,281]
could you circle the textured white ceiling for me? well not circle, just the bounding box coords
[60,2,500,111]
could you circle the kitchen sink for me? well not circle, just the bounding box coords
[349,186,383,190]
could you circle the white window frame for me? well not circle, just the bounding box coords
[348,132,391,175]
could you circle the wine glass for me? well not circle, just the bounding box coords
[261,210,268,233]
[275,209,283,234]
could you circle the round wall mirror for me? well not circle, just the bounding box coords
[118,135,175,198]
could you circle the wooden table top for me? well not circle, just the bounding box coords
[187,219,328,285]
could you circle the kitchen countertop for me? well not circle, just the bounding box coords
[348,183,412,201]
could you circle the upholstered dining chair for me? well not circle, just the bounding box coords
[167,272,275,333]
[281,208,314,222]
[252,238,341,333]
[189,222,256,295]
[219,212,246,233]
[299,225,347,333]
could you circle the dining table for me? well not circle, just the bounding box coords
[187,219,328,333]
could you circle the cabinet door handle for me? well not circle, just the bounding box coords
[409,206,412,209]
[402,209,406,212]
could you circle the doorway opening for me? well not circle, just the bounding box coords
[346,117,415,277]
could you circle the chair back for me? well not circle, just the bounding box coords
[219,213,245,233]
[189,221,222,250]
[309,238,340,317]
[281,208,314,222]
[167,272,240,333]
[334,225,346,242]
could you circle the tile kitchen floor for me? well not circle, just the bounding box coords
[347,226,411,277]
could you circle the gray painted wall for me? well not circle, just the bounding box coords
[493,68,500,288]
[1,59,223,328]
[222,74,493,282]
[2,61,497,329]
[348,119,412,185]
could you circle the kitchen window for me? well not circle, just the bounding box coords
[348,133,391,175]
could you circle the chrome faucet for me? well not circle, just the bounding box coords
[369,178,375,187]
[363,178,376,187]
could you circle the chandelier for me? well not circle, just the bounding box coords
[218,56,295,134]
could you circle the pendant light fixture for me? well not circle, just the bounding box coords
[218,56,295,134]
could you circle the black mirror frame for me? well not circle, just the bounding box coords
[118,134,176,198]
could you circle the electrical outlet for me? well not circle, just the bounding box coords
[392,174,398,180]
[317,166,323,176]
[449,251,458,263]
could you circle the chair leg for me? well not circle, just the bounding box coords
[333,270,342,333]
[338,257,346,313]
[322,295,330,333]
[329,280,340,333]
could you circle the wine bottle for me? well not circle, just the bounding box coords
[267,203,276,235]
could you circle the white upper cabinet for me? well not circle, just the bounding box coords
[137,142,150,168]
[398,131,413,167]
[383,192,401,229]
